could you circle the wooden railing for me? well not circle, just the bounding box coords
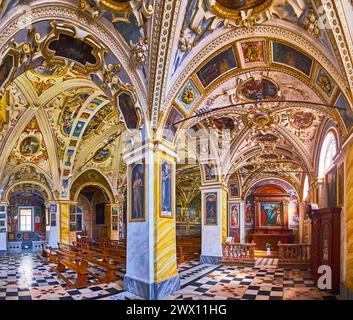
[278,242,311,268]
[220,242,256,266]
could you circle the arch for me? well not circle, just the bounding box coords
[318,129,338,179]
[70,169,115,203]
[2,180,53,204]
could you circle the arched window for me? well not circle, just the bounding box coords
[318,131,338,178]
[303,175,309,200]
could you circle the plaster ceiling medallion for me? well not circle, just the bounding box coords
[289,111,315,129]
[209,0,273,19]
[243,107,279,130]
[237,77,280,102]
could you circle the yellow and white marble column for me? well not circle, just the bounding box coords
[123,141,180,299]
[59,201,70,244]
[200,183,228,264]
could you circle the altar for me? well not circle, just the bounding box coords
[249,185,294,250]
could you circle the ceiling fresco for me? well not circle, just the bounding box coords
[0,0,352,203]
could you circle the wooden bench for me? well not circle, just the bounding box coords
[53,243,93,288]
[177,241,201,264]
[37,244,57,265]
[80,247,119,283]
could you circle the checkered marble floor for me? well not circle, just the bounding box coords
[0,255,340,300]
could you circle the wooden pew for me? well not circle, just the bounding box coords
[53,243,92,289]
[37,244,57,265]
[177,240,201,264]
[79,247,120,283]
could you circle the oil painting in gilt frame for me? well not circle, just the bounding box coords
[205,192,217,226]
[228,203,240,238]
[129,162,145,222]
[259,202,283,228]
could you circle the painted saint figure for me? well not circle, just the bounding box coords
[131,164,144,220]
[161,161,172,215]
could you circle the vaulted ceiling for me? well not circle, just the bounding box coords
[0,0,352,201]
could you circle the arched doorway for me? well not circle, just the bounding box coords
[6,184,48,252]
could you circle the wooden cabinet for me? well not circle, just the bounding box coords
[310,208,341,293]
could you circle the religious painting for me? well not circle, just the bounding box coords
[230,182,240,197]
[272,42,313,77]
[288,192,299,230]
[84,105,113,137]
[335,93,353,132]
[245,195,255,228]
[229,203,240,229]
[130,163,145,221]
[0,54,14,89]
[96,203,105,225]
[8,232,15,241]
[259,202,283,228]
[118,92,139,130]
[64,149,75,167]
[326,166,337,208]
[177,80,200,112]
[48,34,96,66]
[316,68,336,97]
[196,47,237,88]
[290,111,315,129]
[93,147,111,163]
[238,77,279,101]
[203,162,217,181]
[254,132,278,142]
[73,121,86,137]
[211,117,235,132]
[205,193,217,225]
[240,41,265,65]
[163,106,184,143]
[32,64,66,77]
[337,163,344,207]
[19,136,40,156]
[161,160,173,217]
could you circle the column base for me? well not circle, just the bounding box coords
[124,274,181,300]
[340,282,353,300]
[200,255,221,264]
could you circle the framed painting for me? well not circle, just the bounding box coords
[326,166,337,207]
[203,162,217,182]
[244,195,255,228]
[259,202,283,228]
[229,182,240,197]
[160,159,174,218]
[196,47,237,88]
[272,41,313,77]
[205,192,217,225]
[129,162,146,221]
[229,203,240,233]
[337,163,344,207]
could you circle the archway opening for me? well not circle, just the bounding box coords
[75,186,110,242]
[6,184,47,252]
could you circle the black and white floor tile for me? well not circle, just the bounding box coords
[0,254,339,300]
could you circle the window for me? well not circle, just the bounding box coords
[318,131,338,178]
[19,208,33,232]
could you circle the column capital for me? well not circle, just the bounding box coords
[200,183,228,192]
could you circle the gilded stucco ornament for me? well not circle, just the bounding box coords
[80,0,153,26]
[304,9,320,36]
[190,0,306,31]
[130,37,149,64]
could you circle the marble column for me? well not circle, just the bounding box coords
[345,144,353,295]
[200,184,228,264]
[0,202,8,255]
[47,202,60,248]
[59,201,70,244]
[123,142,180,300]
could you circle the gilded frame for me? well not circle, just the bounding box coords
[128,160,146,222]
[159,156,175,219]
